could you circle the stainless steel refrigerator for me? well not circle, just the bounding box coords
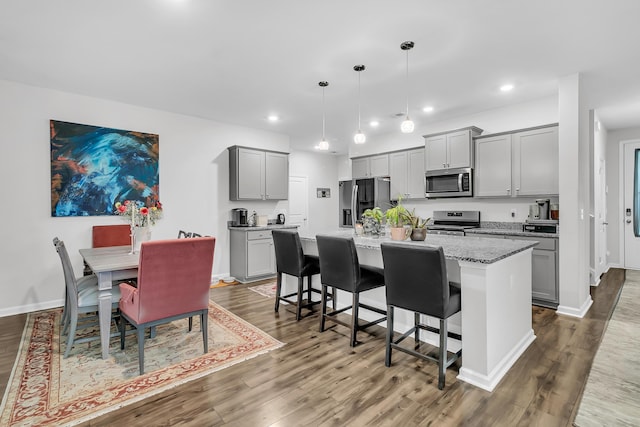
[339,177,392,228]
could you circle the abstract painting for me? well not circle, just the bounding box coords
[50,120,159,217]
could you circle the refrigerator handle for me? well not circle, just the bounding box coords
[351,183,358,228]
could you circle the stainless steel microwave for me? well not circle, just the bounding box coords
[425,167,473,198]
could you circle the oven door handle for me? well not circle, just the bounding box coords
[458,173,463,192]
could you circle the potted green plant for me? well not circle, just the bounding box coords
[385,201,411,241]
[361,207,383,235]
[406,209,430,241]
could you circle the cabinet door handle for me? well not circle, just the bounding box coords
[507,189,511,194]
[442,163,446,168]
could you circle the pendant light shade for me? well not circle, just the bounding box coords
[400,41,415,134]
[353,64,366,144]
[316,81,329,151]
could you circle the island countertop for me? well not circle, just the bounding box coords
[299,230,537,264]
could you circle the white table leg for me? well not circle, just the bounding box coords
[457,248,536,391]
[97,271,113,359]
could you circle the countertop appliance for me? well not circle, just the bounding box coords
[426,210,481,236]
[339,177,391,228]
[231,208,248,226]
[536,199,551,220]
[425,167,473,198]
[276,213,285,224]
[523,219,558,234]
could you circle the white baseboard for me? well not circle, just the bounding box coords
[0,299,64,318]
[557,295,593,318]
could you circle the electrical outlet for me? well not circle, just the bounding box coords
[510,209,517,218]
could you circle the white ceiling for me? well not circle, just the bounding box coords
[2,0,640,154]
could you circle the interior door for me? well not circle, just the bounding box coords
[288,176,308,232]
[596,157,607,278]
[623,142,640,269]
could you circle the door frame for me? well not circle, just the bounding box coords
[619,139,640,269]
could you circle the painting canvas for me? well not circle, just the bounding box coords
[50,120,159,217]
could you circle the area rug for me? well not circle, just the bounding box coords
[249,281,278,299]
[210,279,240,288]
[0,301,284,426]
[574,269,640,426]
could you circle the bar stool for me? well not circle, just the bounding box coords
[380,242,462,390]
[316,234,386,347]
[272,229,324,320]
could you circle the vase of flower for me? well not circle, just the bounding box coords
[115,199,163,253]
[132,226,152,253]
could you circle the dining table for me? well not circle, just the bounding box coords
[79,245,139,359]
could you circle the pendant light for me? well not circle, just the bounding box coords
[400,41,415,133]
[353,64,366,144]
[316,81,329,150]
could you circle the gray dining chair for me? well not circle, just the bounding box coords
[54,237,122,358]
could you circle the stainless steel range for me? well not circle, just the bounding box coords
[426,210,481,236]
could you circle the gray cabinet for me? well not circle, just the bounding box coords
[466,232,559,308]
[352,154,389,178]
[230,229,277,282]
[509,235,558,307]
[228,146,289,200]
[474,124,558,197]
[424,126,483,171]
[389,148,425,200]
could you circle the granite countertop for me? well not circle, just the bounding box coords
[300,230,537,265]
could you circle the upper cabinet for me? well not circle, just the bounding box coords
[474,124,558,197]
[352,154,389,178]
[228,146,289,201]
[424,126,483,171]
[389,148,425,201]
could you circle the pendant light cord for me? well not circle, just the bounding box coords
[358,71,362,130]
[322,85,326,139]
[405,48,410,117]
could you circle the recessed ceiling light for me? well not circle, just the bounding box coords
[369,120,379,127]
[500,84,514,92]
[267,115,279,122]
[422,106,434,113]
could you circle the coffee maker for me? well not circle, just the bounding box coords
[231,208,248,226]
[536,199,550,220]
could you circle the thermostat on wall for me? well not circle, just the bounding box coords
[317,188,330,198]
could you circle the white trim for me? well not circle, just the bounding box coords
[457,329,536,392]
[0,299,64,318]
[557,295,593,318]
[619,139,640,269]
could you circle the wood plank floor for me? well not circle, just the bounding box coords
[0,269,625,426]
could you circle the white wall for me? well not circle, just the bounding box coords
[605,126,640,267]
[289,151,340,232]
[0,79,290,316]
[557,73,592,317]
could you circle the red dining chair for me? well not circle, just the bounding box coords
[118,237,216,374]
[92,224,131,248]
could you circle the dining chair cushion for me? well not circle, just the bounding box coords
[77,283,121,307]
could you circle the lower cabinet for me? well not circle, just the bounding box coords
[467,232,558,308]
[504,235,558,308]
[230,229,276,283]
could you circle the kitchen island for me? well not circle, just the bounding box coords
[295,230,537,392]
